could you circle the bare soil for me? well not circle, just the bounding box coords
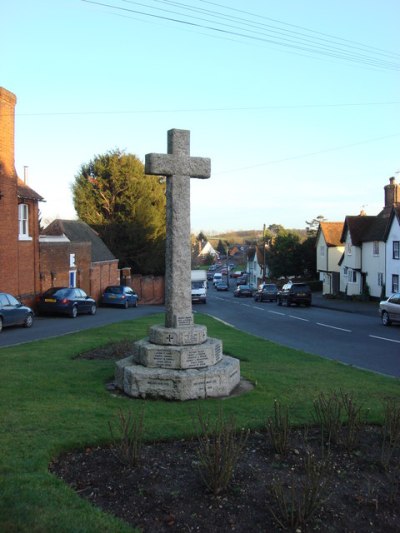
[50,343,400,532]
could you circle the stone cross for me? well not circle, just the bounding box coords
[145,129,211,328]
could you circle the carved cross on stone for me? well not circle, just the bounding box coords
[145,129,211,328]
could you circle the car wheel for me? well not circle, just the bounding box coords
[24,313,34,328]
[89,304,97,315]
[381,311,391,326]
[123,300,129,309]
[70,306,78,318]
[277,298,282,306]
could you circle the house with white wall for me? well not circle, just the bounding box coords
[339,216,387,299]
[246,246,267,287]
[316,222,344,295]
[384,206,400,296]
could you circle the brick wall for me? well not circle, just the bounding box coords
[39,241,92,293]
[131,274,165,304]
[90,261,120,302]
[0,88,19,296]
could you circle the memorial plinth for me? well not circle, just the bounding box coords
[114,129,241,400]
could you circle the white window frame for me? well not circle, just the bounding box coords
[373,241,379,256]
[378,272,384,287]
[393,241,400,260]
[348,269,357,283]
[18,203,32,240]
[392,274,399,293]
[320,246,325,257]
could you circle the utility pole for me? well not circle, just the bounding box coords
[263,224,267,281]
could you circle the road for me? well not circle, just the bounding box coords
[1,290,399,378]
[202,288,400,378]
[0,304,164,348]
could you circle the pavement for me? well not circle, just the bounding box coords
[312,292,380,318]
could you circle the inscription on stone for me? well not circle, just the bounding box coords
[177,316,193,328]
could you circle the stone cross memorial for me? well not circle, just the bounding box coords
[145,129,210,329]
[115,129,241,400]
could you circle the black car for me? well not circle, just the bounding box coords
[215,281,229,291]
[234,284,254,297]
[277,282,312,307]
[0,292,34,332]
[37,287,97,318]
[254,283,278,302]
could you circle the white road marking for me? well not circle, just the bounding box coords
[289,315,309,322]
[253,306,264,311]
[369,335,400,344]
[317,322,352,333]
[268,311,286,316]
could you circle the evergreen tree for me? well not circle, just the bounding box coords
[72,149,166,274]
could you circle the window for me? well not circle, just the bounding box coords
[348,269,357,283]
[373,241,379,256]
[320,246,325,256]
[393,241,400,260]
[378,272,384,287]
[346,242,352,255]
[18,204,30,239]
[69,271,76,288]
[392,274,399,293]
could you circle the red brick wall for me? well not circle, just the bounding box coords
[131,275,165,304]
[90,261,120,302]
[39,241,92,293]
[0,88,19,296]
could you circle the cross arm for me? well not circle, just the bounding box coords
[145,153,211,179]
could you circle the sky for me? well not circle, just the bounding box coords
[2,0,400,234]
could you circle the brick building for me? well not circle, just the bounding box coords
[0,87,44,307]
[40,219,119,301]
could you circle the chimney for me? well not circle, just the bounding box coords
[384,176,400,209]
[0,87,17,177]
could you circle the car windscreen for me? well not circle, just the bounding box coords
[105,287,123,294]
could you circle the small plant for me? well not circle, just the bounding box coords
[194,407,249,496]
[381,397,400,469]
[269,452,331,530]
[340,390,366,451]
[266,399,291,455]
[108,406,145,466]
[312,391,342,448]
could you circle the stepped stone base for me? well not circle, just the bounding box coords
[115,355,240,400]
[149,324,207,346]
[132,336,223,369]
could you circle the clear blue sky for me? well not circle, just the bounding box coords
[2,0,399,234]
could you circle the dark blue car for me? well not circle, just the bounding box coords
[37,287,97,318]
[100,285,139,309]
[0,292,34,332]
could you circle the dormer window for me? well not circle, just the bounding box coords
[18,203,31,240]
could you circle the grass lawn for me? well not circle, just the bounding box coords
[1,312,399,532]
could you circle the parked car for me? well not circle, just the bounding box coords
[379,292,400,326]
[207,271,214,281]
[234,284,255,297]
[37,287,97,318]
[101,285,139,308]
[230,270,242,278]
[215,281,229,291]
[236,275,248,286]
[254,283,278,302]
[213,273,223,286]
[0,292,34,332]
[277,282,312,307]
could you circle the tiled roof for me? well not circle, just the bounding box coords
[17,179,44,201]
[341,216,388,245]
[42,219,116,262]
[319,222,344,247]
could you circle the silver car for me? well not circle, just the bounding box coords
[379,293,400,326]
